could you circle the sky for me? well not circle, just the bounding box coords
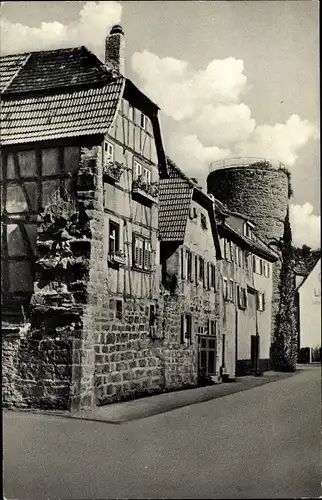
[1,0,320,249]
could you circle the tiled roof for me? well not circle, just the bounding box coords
[159,159,194,241]
[1,47,113,95]
[1,78,124,145]
[0,53,30,93]
[218,222,279,262]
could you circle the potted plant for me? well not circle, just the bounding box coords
[104,161,124,182]
[132,175,158,202]
[109,248,125,265]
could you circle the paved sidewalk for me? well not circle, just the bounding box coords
[73,370,300,424]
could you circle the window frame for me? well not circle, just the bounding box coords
[109,220,120,255]
[181,313,192,346]
[140,112,147,130]
[133,233,152,271]
[134,159,142,179]
[104,141,114,163]
[223,277,228,301]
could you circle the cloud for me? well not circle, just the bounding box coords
[0,1,122,58]
[131,51,247,121]
[290,203,321,249]
[132,51,319,180]
[235,114,318,166]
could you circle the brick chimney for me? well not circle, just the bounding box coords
[105,24,125,75]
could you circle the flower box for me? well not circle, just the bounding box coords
[103,161,124,183]
[108,252,125,265]
[132,176,159,204]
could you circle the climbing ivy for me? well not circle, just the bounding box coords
[270,207,297,371]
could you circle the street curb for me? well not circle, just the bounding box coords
[3,370,302,425]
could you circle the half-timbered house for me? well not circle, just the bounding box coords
[1,25,169,410]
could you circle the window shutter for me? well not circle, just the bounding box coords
[195,256,198,285]
[180,315,184,344]
[252,255,256,272]
[206,262,210,290]
[181,247,186,279]
[191,252,195,282]
[262,293,265,311]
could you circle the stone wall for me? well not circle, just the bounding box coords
[2,142,106,412]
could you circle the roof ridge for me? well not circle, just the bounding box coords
[0,45,84,59]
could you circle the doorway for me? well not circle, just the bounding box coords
[251,335,260,372]
[198,336,217,379]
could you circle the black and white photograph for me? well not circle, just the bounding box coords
[1,1,320,498]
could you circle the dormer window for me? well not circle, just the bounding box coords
[244,222,253,240]
[104,141,114,163]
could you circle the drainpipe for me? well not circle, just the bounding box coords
[235,304,238,378]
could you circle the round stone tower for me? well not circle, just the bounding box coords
[207,158,290,244]
[207,157,296,370]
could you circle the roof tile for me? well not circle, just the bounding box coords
[1,78,124,145]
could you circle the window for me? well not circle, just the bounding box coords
[200,213,207,230]
[229,279,234,302]
[199,256,205,283]
[236,285,247,309]
[210,320,217,336]
[235,246,243,267]
[104,141,114,163]
[263,261,270,278]
[128,105,134,122]
[223,277,228,300]
[134,160,142,179]
[140,112,146,130]
[133,234,152,270]
[224,239,233,262]
[109,221,120,255]
[210,264,216,289]
[186,250,192,282]
[253,255,262,274]
[229,241,234,262]
[149,304,156,327]
[244,252,249,270]
[257,292,265,311]
[244,222,252,239]
[116,300,123,319]
[181,313,192,346]
[143,167,151,184]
